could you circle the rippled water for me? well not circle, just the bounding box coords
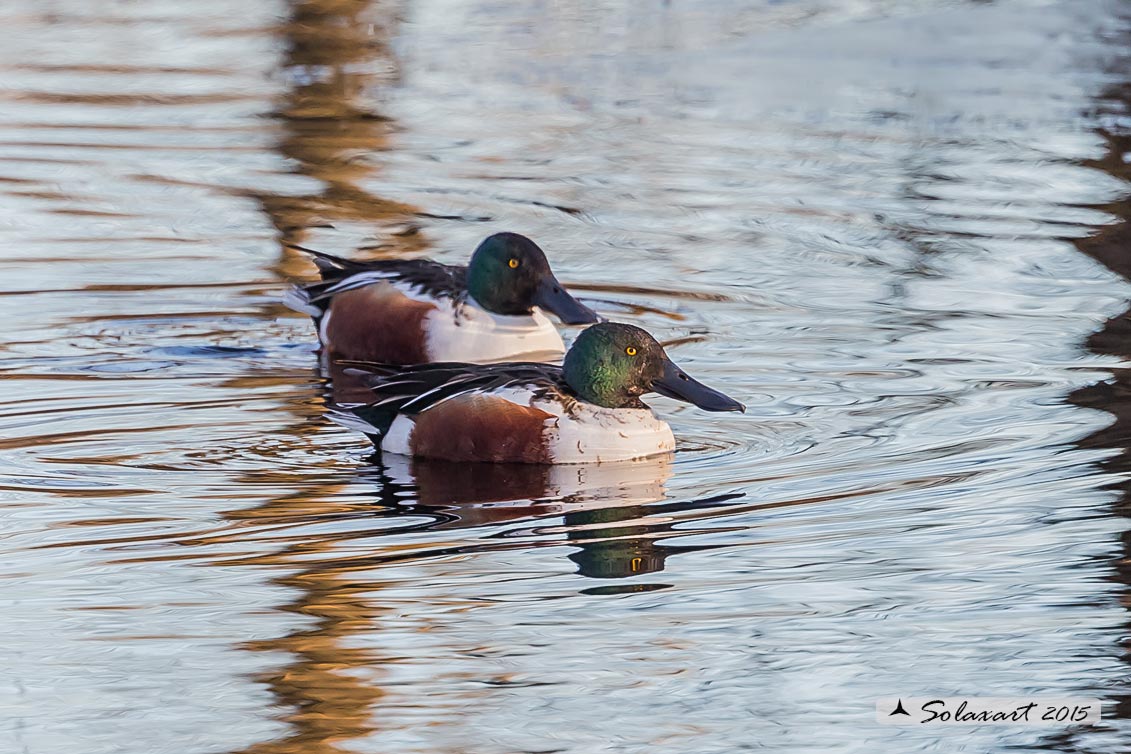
[5,0,1131,751]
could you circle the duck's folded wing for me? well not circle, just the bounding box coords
[288,245,466,300]
[336,362,566,438]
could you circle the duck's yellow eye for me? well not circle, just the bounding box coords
[508,258,520,269]
[625,346,637,356]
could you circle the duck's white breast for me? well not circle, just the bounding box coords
[423,301,565,363]
[534,398,676,464]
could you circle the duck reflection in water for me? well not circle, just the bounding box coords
[361,453,743,585]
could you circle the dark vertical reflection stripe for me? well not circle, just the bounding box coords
[1062,11,1131,747]
[229,488,388,754]
[235,2,417,752]
[254,0,422,252]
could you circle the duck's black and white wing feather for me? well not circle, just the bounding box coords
[337,361,569,438]
[283,245,467,319]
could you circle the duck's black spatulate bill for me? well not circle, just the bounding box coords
[532,276,600,324]
[652,358,745,413]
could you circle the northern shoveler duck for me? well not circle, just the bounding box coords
[284,232,599,364]
[333,322,744,464]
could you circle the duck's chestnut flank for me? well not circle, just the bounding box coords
[323,285,434,366]
[408,394,553,464]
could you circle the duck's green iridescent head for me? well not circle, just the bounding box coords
[466,233,598,324]
[562,323,745,412]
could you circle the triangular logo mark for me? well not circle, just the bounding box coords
[889,699,911,716]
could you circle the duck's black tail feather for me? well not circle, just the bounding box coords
[326,405,392,444]
[282,244,367,320]
[285,243,371,282]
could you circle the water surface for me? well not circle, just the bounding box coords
[4,0,1131,752]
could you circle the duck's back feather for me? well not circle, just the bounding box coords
[344,361,570,437]
[286,245,468,318]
